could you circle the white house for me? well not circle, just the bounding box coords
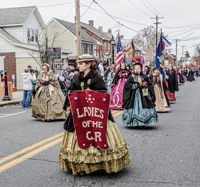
[46,18,97,69]
[0,6,46,89]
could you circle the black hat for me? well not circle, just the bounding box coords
[133,62,142,68]
[153,67,159,71]
[145,65,150,70]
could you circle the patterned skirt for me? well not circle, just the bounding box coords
[122,89,158,127]
[59,120,131,175]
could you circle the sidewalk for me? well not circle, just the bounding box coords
[0,90,23,107]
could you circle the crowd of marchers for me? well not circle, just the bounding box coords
[20,54,197,176]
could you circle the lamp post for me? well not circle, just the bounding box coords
[110,35,115,65]
[2,71,11,101]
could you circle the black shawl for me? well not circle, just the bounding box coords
[166,70,179,93]
[122,72,156,109]
[112,69,132,85]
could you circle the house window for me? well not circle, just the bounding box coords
[27,28,38,43]
[27,29,30,42]
[31,30,34,42]
[90,44,93,55]
[35,31,38,43]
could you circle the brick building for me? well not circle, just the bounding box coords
[0,53,16,86]
[81,21,112,63]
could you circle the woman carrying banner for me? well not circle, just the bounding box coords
[110,63,132,109]
[60,54,131,175]
[122,63,158,127]
[32,63,66,121]
[149,67,170,112]
[165,64,179,101]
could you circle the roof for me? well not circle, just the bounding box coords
[0,6,35,26]
[54,18,96,44]
[0,6,46,28]
[0,28,21,43]
[81,22,112,41]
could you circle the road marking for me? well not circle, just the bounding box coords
[111,110,120,114]
[0,110,124,173]
[0,111,27,119]
[0,137,63,173]
[112,110,123,117]
[0,132,64,165]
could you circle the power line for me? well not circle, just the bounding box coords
[39,2,74,8]
[81,3,150,26]
[81,1,93,17]
[145,0,162,16]
[140,0,156,15]
[92,0,138,32]
[181,26,200,40]
[63,5,74,20]
[170,25,200,38]
[128,0,151,17]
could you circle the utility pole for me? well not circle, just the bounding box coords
[180,45,187,66]
[176,39,178,68]
[75,0,81,58]
[151,15,163,53]
[45,36,48,64]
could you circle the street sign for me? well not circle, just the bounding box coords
[47,47,61,59]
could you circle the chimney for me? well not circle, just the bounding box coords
[74,16,76,23]
[98,26,103,32]
[120,35,124,40]
[89,20,94,27]
[108,29,112,34]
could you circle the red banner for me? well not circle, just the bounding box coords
[69,90,110,150]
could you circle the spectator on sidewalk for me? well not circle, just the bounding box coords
[62,67,71,81]
[58,76,67,94]
[74,68,79,75]
[98,62,104,79]
[28,65,32,72]
[32,70,39,98]
[21,68,36,108]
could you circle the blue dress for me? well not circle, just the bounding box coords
[122,84,158,127]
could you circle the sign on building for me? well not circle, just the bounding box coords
[47,47,61,59]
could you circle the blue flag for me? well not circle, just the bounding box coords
[155,34,165,79]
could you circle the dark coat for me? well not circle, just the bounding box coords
[166,70,179,93]
[187,70,195,82]
[112,69,132,85]
[63,70,115,124]
[122,72,156,109]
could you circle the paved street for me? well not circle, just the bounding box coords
[0,79,200,187]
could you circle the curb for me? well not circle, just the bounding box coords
[0,100,22,107]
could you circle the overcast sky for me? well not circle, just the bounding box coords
[2,0,200,59]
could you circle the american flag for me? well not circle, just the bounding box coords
[142,57,146,74]
[116,34,123,73]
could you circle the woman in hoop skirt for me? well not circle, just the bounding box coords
[110,63,131,110]
[166,65,179,102]
[59,54,131,175]
[122,63,158,127]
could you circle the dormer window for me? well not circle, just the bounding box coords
[27,28,38,43]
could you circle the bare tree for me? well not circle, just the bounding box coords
[28,30,58,69]
[194,45,200,57]
[133,26,156,49]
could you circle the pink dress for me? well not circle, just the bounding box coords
[110,70,131,110]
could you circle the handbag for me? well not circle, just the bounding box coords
[63,112,75,132]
